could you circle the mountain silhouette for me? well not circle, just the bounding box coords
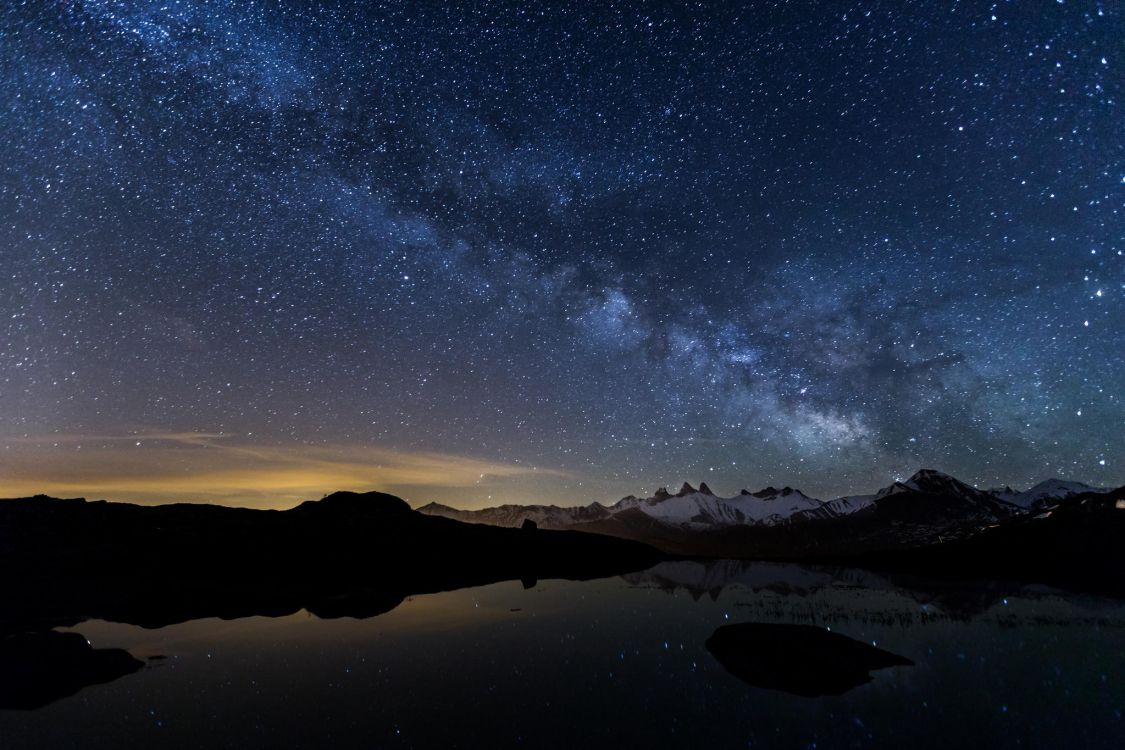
[852,485,1125,596]
[0,491,664,633]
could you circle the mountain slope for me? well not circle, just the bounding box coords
[420,482,827,530]
[852,486,1125,597]
[419,469,1117,558]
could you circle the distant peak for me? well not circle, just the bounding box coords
[1028,478,1092,491]
[654,487,671,499]
[677,482,698,496]
[1021,478,1103,498]
[907,469,959,485]
[749,485,809,500]
[698,482,716,496]
[878,469,983,500]
[415,501,453,512]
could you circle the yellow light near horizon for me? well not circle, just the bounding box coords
[0,434,567,509]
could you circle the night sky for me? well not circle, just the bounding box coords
[1,1,1121,508]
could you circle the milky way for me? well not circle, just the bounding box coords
[1,1,1121,507]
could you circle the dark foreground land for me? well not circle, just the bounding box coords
[0,491,664,633]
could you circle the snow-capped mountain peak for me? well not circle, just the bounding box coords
[821,494,877,515]
[417,471,1117,536]
[873,469,986,502]
[598,482,825,528]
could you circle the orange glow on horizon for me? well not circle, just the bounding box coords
[0,432,570,509]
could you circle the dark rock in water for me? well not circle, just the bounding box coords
[521,518,538,531]
[0,630,146,710]
[705,622,912,697]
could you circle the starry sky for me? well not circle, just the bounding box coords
[1,0,1121,509]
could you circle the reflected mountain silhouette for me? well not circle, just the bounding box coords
[705,622,913,697]
[625,559,1109,620]
[625,559,840,600]
[0,631,146,710]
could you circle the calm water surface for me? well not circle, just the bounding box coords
[3,561,1124,749]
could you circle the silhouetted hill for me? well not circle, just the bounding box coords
[0,492,664,633]
[291,490,413,517]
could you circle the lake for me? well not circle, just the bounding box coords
[3,560,1124,749]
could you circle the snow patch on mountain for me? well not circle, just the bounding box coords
[1004,479,1108,509]
[609,485,826,528]
[822,494,877,515]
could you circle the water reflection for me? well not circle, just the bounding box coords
[2,561,1124,749]
[626,559,1124,623]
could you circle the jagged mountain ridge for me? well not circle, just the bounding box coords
[419,479,824,531]
[418,469,1113,535]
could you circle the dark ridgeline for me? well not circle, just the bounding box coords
[0,491,664,633]
[849,487,1125,595]
[705,622,913,697]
